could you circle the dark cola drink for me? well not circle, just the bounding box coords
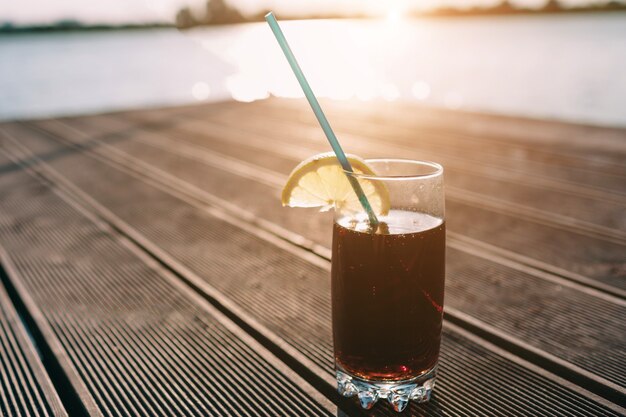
[332,210,446,381]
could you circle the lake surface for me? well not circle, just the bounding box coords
[1,13,625,126]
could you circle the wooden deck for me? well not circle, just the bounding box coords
[0,98,624,416]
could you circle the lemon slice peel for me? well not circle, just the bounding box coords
[281,152,390,216]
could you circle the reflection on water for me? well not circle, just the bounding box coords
[188,14,626,125]
[188,18,441,103]
[1,13,625,126]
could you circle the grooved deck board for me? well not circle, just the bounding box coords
[0,266,67,416]
[0,153,337,417]
[1,112,624,415]
[258,98,626,172]
[55,110,626,288]
[8,115,625,390]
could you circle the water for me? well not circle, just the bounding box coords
[1,13,625,126]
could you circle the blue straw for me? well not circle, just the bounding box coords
[265,12,379,227]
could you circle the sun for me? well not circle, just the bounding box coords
[386,7,404,23]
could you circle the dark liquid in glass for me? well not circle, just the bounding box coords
[332,210,446,381]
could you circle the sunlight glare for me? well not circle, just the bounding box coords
[226,75,269,102]
[386,7,404,24]
[188,21,422,104]
[412,81,431,100]
[380,83,400,101]
[191,81,211,100]
[355,84,377,101]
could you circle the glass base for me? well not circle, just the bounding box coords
[336,366,436,412]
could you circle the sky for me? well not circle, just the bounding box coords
[0,0,614,25]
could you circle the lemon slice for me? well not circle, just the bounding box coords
[281,152,390,215]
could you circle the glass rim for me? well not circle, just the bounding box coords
[344,158,444,181]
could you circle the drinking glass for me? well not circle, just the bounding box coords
[332,159,445,412]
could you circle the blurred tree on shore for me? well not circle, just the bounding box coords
[177,0,245,29]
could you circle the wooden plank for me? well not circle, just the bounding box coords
[187,107,626,222]
[34,115,623,390]
[0,264,68,416]
[2,115,624,412]
[56,111,626,253]
[61,112,626,291]
[0,149,339,417]
[261,98,626,162]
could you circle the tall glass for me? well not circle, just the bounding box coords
[332,159,445,412]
